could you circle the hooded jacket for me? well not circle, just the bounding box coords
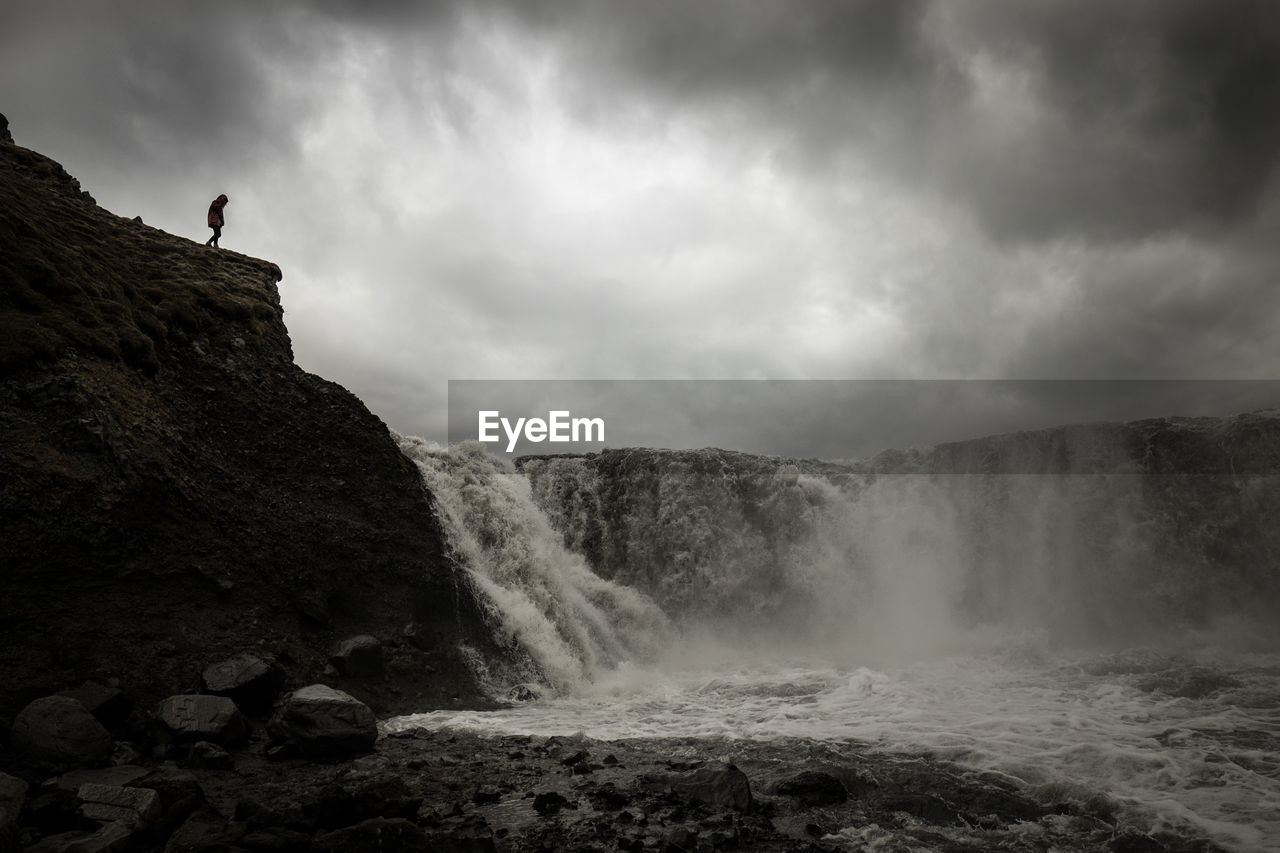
[207,194,228,227]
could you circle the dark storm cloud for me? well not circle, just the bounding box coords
[941,0,1280,242]
[467,0,1280,244]
[15,0,1276,246]
[0,0,308,168]
[4,0,1278,452]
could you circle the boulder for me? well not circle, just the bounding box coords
[328,636,384,678]
[200,654,284,714]
[532,791,570,816]
[11,696,113,766]
[668,764,753,812]
[154,695,248,746]
[76,783,161,827]
[311,817,430,853]
[773,770,849,807]
[268,685,377,758]
[62,682,133,729]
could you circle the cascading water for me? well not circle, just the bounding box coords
[395,437,670,696]
[391,439,1280,852]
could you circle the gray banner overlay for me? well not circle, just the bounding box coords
[447,379,1280,466]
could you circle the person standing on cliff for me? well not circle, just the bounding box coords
[205,194,228,248]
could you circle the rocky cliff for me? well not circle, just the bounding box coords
[0,121,497,718]
[519,413,1280,647]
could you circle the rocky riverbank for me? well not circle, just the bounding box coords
[0,665,1229,853]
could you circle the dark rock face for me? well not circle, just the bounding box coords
[267,684,377,758]
[10,696,112,766]
[0,131,504,718]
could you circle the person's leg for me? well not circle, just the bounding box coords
[210,225,221,247]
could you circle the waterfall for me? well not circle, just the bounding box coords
[396,437,670,696]
[400,427,1278,697]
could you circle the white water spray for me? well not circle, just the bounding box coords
[396,437,669,695]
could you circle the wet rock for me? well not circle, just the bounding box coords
[471,786,502,805]
[560,749,590,767]
[76,783,161,827]
[155,695,249,746]
[328,635,384,678]
[505,683,540,702]
[660,825,697,853]
[588,784,630,811]
[268,685,377,758]
[669,764,753,812]
[200,654,285,714]
[1135,667,1244,700]
[773,770,848,807]
[62,682,133,729]
[309,771,421,829]
[880,791,960,825]
[425,813,497,853]
[11,696,113,766]
[1109,828,1169,853]
[532,791,571,816]
[311,816,429,853]
[184,741,234,771]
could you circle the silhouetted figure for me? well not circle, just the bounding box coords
[205,194,228,247]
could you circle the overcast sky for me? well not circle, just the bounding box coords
[4,0,1280,455]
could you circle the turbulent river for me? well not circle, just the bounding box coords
[388,438,1280,852]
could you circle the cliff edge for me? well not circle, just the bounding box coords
[0,120,495,718]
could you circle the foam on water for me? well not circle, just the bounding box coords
[389,646,1280,851]
[390,441,1280,850]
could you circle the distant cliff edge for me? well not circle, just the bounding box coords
[519,414,1280,647]
[0,119,499,717]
